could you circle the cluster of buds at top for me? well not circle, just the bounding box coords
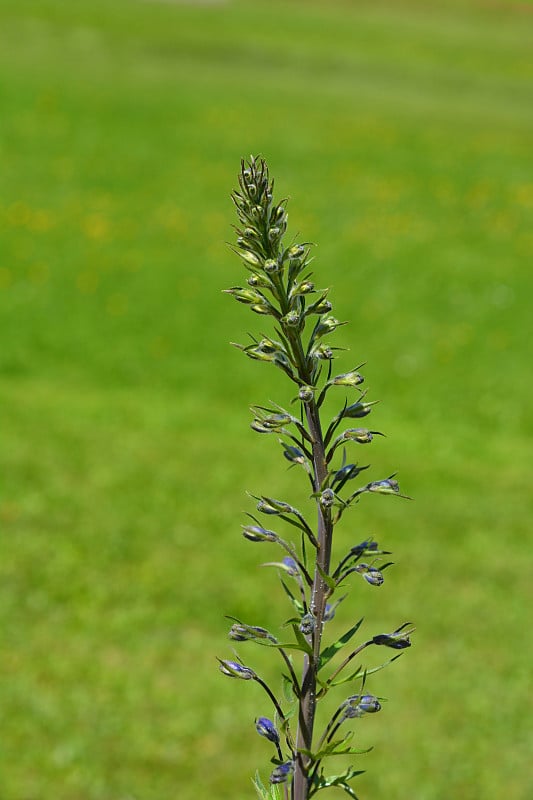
[227,157,353,386]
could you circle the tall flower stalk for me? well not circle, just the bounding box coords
[219,156,414,800]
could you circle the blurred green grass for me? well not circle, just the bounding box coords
[1,0,532,798]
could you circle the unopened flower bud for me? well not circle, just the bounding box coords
[357,694,382,713]
[299,612,315,635]
[255,717,280,745]
[313,299,333,314]
[251,303,274,315]
[290,280,315,299]
[224,286,264,305]
[298,385,314,403]
[241,251,260,266]
[268,226,281,240]
[332,371,364,387]
[288,245,305,259]
[315,316,342,336]
[366,477,400,495]
[282,310,300,327]
[264,258,280,274]
[257,498,294,515]
[342,428,376,444]
[218,660,256,680]
[354,563,384,586]
[256,412,292,430]
[342,401,374,419]
[314,344,334,360]
[242,525,278,543]
[320,488,335,508]
[345,693,382,716]
[283,556,300,576]
[372,627,413,649]
[282,444,306,465]
[363,568,384,586]
[228,623,273,642]
[247,273,271,289]
[323,603,336,622]
[270,761,294,784]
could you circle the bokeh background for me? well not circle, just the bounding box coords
[1,0,532,798]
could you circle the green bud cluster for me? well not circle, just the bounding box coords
[228,156,344,387]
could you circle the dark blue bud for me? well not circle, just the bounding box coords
[282,556,300,576]
[372,624,414,649]
[255,717,280,745]
[323,603,336,621]
[357,694,382,713]
[270,761,294,784]
[228,624,249,641]
[351,539,378,556]
[242,525,278,542]
[354,563,384,586]
[332,463,369,484]
[344,693,381,717]
[342,401,375,419]
[282,444,306,465]
[363,567,384,587]
[218,660,256,680]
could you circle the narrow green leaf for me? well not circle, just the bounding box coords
[252,771,269,800]
[310,766,365,798]
[318,618,364,670]
[292,623,313,655]
[328,652,402,687]
[281,673,297,704]
[316,563,336,592]
[280,580,304,614]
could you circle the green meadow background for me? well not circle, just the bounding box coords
[1,0,532,798]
